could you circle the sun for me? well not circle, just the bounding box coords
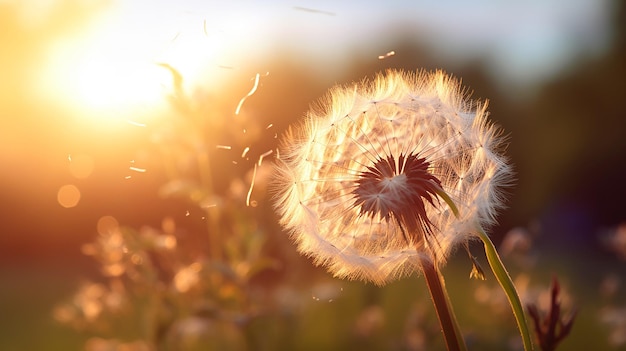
[68,54,168,115]
[39,2,226,122]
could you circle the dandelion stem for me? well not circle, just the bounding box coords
[435,187,459,217]
[476,226,534,351]
[419,255,467,351]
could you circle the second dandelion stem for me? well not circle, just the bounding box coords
[476,226,534,351]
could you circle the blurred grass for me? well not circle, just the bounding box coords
[1,249,621,350]
[0,262,87,350]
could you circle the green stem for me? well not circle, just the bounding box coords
[419,256,467,351]
[476,227,534,351]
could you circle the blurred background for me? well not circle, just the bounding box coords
[1,0,625,350]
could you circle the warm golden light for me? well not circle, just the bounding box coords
[38,1,229,122]
[68,55,169,115]
[69,154,95,179]
[42,30,171,120]
[58,184,81,208]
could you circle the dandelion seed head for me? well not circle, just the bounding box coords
[272,69,512,285]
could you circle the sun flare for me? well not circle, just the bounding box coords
[39,2,228,122]
[69,55,169,114]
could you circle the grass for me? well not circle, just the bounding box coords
[1,248,622,350]
[0,262,87,350]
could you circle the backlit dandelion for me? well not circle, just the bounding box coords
[272,69,512,285]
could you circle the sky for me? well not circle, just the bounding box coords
[26,0,615,118]
[0,0,618,247]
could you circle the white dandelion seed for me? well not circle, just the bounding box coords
[242,146,251,158]
[235,73,261,115]
[258,149,273,166]
[378,50,395,60]
[272,69,512,285]
[129,166,146,173]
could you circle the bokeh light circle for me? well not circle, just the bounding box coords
[57,184,81,208]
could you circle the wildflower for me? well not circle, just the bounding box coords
[273,69,511,285]
[527,278,577,351]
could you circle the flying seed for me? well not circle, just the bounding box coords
[293,6,335,16]
[235,73,261,115]
[127,120,146,127]
[378,51,395,59]
[241,147,250,158]
[258,150,273,166]
[246,164,257,207]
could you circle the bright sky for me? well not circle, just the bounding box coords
[0,0,616,229]
[31,0,613,120]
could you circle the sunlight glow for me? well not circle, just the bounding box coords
[68,153,95,179]
[39,1,233,122]
[70,55,167,113]
[44,45,171,123]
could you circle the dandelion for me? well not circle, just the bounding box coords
[273,69,511,284]
[272,69,534,351]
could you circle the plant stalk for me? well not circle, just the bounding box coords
[197,149,222,261]
[419,255,467,351]
[476,227,534,351]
